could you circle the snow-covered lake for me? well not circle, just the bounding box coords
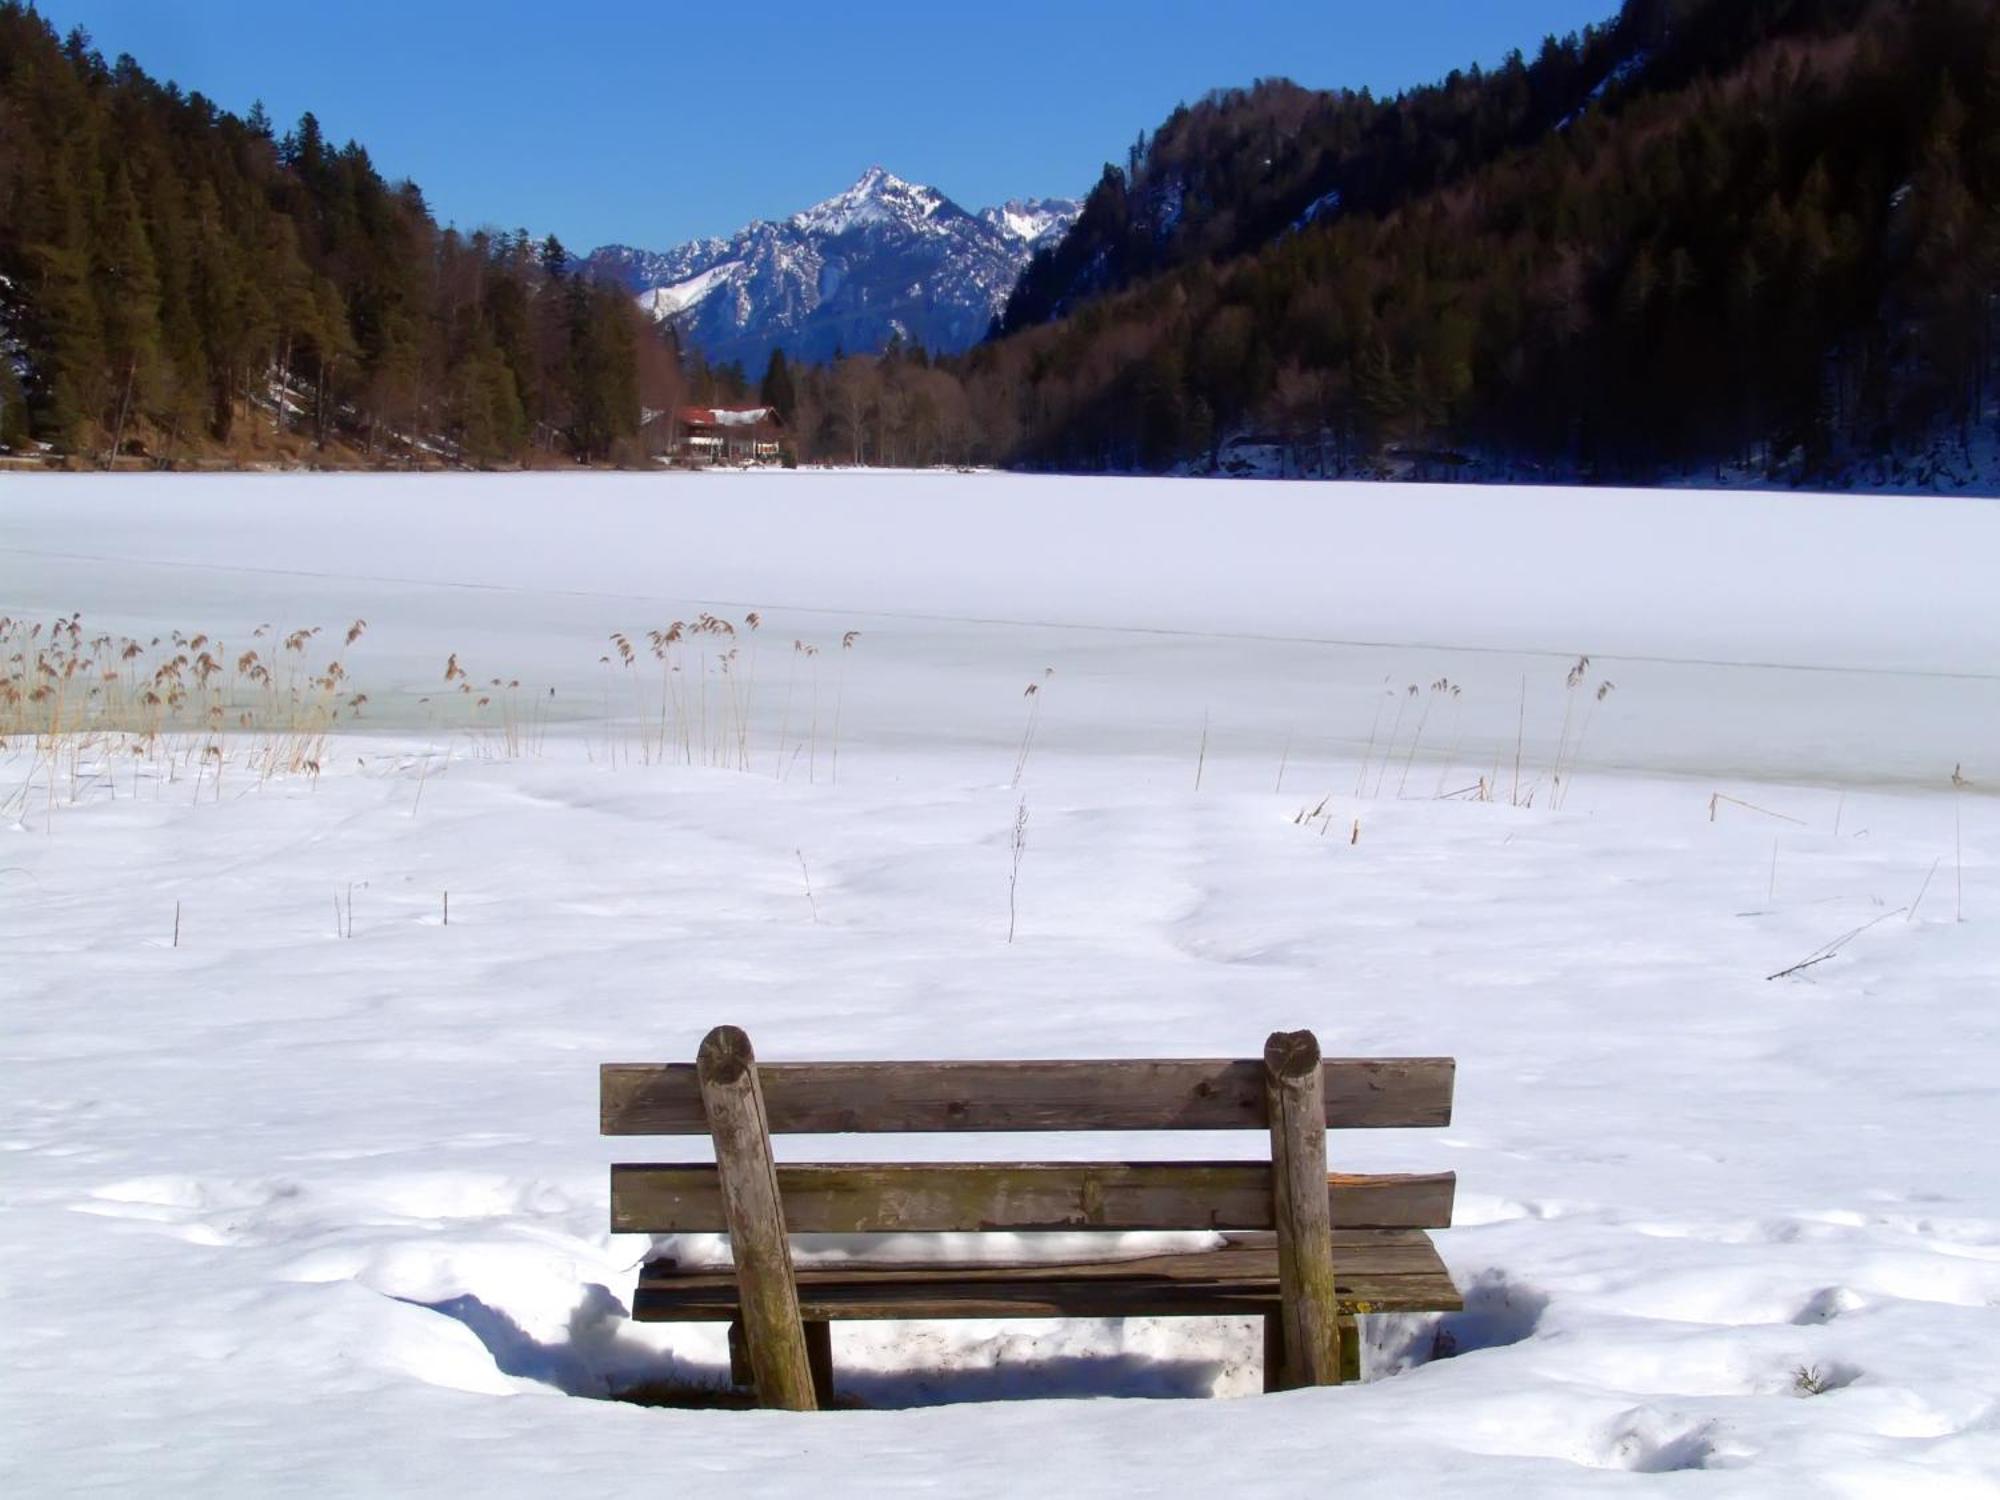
[3,472,1996,1495]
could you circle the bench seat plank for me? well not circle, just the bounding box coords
[602,1058,1455,1134]
[632,1231,1462,1321]
[611,1162,1455,1233]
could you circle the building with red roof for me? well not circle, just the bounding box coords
[675,406,785,465]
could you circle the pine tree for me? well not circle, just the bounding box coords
[93,164,163,458]
[759,347,797,422]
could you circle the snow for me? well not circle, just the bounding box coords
[1558,50,1652,131]
[603,174,1077,366]
[684,406,774,428]
[1291,187,1343,232]
[791,166,948,237]
[2,471,1998,1495]
[984,198,1081,248]
[636,260,743,320]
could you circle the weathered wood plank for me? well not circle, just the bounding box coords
[631,1232,1463,1322]
[696,1025,816,1411]
[803,1321,835,1406]
[641,1280,1462,1321]
[726,1318,750,1387]
[601,1057,1455,1135]
[1266,1029,1341,1389]
[610,1162,1456,1233]
[645,1231,1445,1284]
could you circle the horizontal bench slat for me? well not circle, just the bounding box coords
[632,1230,1463,1320]
[610,1162,1455,1233]
[600,1058,1454,1135]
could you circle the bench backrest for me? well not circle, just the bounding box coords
[602,1046,1457,1235]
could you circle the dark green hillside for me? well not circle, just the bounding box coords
[0,3,672,466]
[962,0,1998,482]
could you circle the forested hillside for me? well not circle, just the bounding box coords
[965,0,2000,481]
[0,3,674,466]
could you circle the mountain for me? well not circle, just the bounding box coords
[583,168,1078,370]
[958,0,2000,486]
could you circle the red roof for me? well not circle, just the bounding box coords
[678,406,781,430]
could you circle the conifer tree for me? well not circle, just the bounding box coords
[759,347,797,422]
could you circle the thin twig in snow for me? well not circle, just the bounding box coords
[1766,906,1907,981]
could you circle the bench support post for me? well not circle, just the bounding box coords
[1265,1029,1342,1389]
[698,1025,817,1411]
[803,1320,836,1405]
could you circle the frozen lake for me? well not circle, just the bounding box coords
[4,470,1996,786]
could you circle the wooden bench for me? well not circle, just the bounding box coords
[601,1025,1460,1409]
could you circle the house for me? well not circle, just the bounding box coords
[675,406,785,465]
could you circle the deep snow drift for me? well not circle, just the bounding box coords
[2,472,1996,1497]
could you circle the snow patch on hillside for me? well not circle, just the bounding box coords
[636,260,743,319]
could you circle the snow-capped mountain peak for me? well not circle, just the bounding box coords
[791,166,954,237]
[981,198,1077,249]
[583,170,1079,370]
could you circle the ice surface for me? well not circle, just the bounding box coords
[1,471,1996,1495]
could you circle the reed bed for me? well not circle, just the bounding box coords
[1291,656,1621,834]
[0,613,374,824]
[600,615,859,780]
[3,609,870,825]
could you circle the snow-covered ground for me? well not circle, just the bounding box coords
[2,473,1996,1496]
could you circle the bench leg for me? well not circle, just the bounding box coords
[1263,1312,1287,1393]
[727,1318,752,1389]
[1268,1312,1358,1389]
[803,1320,835,1406]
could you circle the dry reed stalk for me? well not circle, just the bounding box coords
[1397,679,1450,799]
[1547,656,1588,803]
[1432,684,1467,798]
[1767,906,1907,981]
[1512,676,1526,807]
[775,642,800,779]
[1355,678,1390,797]
[1709,792,1805,825]
[1012,669,1052,788]
[797,849,819,924]
[1952,764,1969,922]
[739,615,761,768]
[1373,684,1416,798]
[1908,857,1941,922]
[1553,680,1615,812]
[830,631,858,785]
[1007,799,1029,943]
[804,642,822,783]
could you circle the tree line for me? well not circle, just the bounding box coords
[0,4,678,466]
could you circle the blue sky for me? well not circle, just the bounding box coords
[37,1,1619,251]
